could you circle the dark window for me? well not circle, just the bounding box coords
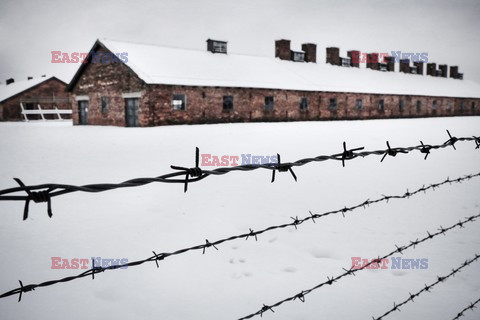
[355,99,363,110]
[472,102,476,112]
[399,99,405,112]
[25,103,35,110]
[172,94,186,110]
[416,100,422,113]
[223,95,233,111]
[446,101,452,110]
[101,96,109,113]
[264,96,274,111]
[378,99,385,111]
[459,101,464,111]
[300,97,308,111]
[329,98,337,110]
[432,100,437,110]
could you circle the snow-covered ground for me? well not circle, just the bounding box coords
[0,117,479,320]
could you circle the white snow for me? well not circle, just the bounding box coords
[0,117,479,320]
[100,39,480,98]
[0,77,55,103]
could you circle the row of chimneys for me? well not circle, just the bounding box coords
[272,39,463,80]
[4,75,46,85]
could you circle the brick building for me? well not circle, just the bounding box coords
[67,39,480,127]
[0,76,69,121]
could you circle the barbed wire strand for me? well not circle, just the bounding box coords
[373,254,480,320]
[0,130,478,220]
[451,297,480,320]
[237,213,480,320]
[0,173,478,301]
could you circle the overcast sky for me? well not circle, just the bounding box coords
[0,0,479,84]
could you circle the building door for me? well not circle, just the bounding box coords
[125,98,139,127]
[78,100,88,125]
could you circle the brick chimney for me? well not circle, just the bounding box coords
[427,63,436,76]
[347,50,360,67]
[275,39,291,60]
[366,53,379,70]
[450,66,458,79]
[384,56,395,71]
[301,43,317,63]
[414,62,424,75]
[438,64,448,78]
[6,78,14,85]
[326,47,340,66]
[399,59,410,73]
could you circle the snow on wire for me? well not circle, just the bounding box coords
[0,129,478,220]
[0,173,478,303]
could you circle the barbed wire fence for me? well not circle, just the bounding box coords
[452,298,480,320]
[237,214,480,319]
[1,172,476,301]
[0,129,479,319]
[0,129,478,220]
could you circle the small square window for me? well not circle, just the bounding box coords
[432,100,437,110]
[416,100,422,113]
[101,96,109,113]
[223,96,233,111]
[264,96,274,111]
[355,99,363,110]
[329,98,337,110]
[399,99,405,112]
[300,97,308,111]
[172,94,186,110]
[378,99,385,111]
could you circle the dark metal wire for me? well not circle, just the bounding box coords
[451,297,480,320]
[1,173,477,302]
[237,213,480,320]
[0,130,478,220]
[373,255,480,319]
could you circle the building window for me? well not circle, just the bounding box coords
[459,101,464,111]
[207,40,227,54]
[223,95,233,111]
[416,100,422,113]
[264,96,274,111]
[341,57,351,67]
[300,97,308,111]
[378,99,385,112]
[329,98,337,111]
[291,51,305,62]
[355,99,363,110]
[399,99,405,112]
[25,103,35,110]
[172,94,186,110]
[446,101,452,110]
[432,100,437,110]
[101,96,109,113]
[472,102,476,112]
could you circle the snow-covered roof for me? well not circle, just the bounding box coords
[0,76,63,103]
[99,39,480,99]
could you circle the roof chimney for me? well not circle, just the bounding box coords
[384,56,395,72]
[450,66,458,79]
[438,64,448,78]
[28,76,33,80]
[275,39,291,60]
[41,74,46,77]
[414,62,424,75]
[399,59,410,73]
[6,78,14,85]
[347,50,360,68]
[326,47,340,66]
[366,53,379,70]
[206,39,227,54]
[427,63,436,76]
[301,43,316,63]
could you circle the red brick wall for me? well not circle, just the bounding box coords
[0,78,69,121]
[68,50,480,127]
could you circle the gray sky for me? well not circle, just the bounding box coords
[1,0,479,84]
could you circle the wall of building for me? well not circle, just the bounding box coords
[69,48,480,127]
[0,78,69,121]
